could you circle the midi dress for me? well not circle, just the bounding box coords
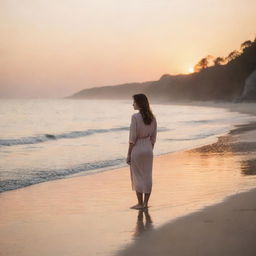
[129,112,157,193]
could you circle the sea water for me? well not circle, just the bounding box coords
[0,98,255,193]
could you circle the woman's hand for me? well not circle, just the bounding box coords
[127,143,134,165]
[126,155,131,165]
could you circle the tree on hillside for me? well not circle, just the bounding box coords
[213,57,226,66]
[240,40,253,51]
[160,74,171,80]
[225,50,240,63]
[194,55,213,72]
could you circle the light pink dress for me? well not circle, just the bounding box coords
[129,112,157,193]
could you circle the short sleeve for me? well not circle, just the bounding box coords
[129,115,137,144]
[150,118,157,145]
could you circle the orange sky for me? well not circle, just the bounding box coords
[1,0,256,98]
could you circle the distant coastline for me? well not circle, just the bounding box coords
[67,39,256,102]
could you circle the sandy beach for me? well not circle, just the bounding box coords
[118,187,256,256]
[1,102,256,256]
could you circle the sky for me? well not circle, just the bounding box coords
[1,0,256,98]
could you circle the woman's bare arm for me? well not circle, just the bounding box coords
[127,143,134,157]
[126,143,135,164]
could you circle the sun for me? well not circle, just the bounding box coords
[188,67,194,73]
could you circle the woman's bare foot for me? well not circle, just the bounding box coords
[143,202,149,209]
[130,204,144,210]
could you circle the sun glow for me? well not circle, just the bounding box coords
[188,67,194,73]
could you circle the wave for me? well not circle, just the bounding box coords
[167,131,222,141]
[183,119,213,124]
[0,127,129,147]
[0,158,126,193]
[0,126,170,147]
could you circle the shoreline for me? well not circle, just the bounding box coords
[0,101,256,256]
[1,101,255,195]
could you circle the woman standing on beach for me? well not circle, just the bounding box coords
[126,94,157,209]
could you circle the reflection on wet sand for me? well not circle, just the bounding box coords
[189,127,256,178]
[241,159,256,175]
[133,208,154,238]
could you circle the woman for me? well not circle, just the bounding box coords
[126,94,157,209]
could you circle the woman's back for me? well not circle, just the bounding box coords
[130,112,157,146]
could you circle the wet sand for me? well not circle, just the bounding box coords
[0,102,256,256]
[118,187,256,256]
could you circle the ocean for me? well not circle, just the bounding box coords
[0,98,255,193]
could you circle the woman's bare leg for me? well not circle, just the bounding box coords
[143,193,151,208]
[136,191,143,205]
[130,192,144,209]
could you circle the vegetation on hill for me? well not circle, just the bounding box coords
[68,38,256,102]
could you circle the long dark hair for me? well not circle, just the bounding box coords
[133,94,155,125]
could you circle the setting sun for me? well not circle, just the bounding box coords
[188,67,194,73]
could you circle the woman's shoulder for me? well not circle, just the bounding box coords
[132,112,140,118]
